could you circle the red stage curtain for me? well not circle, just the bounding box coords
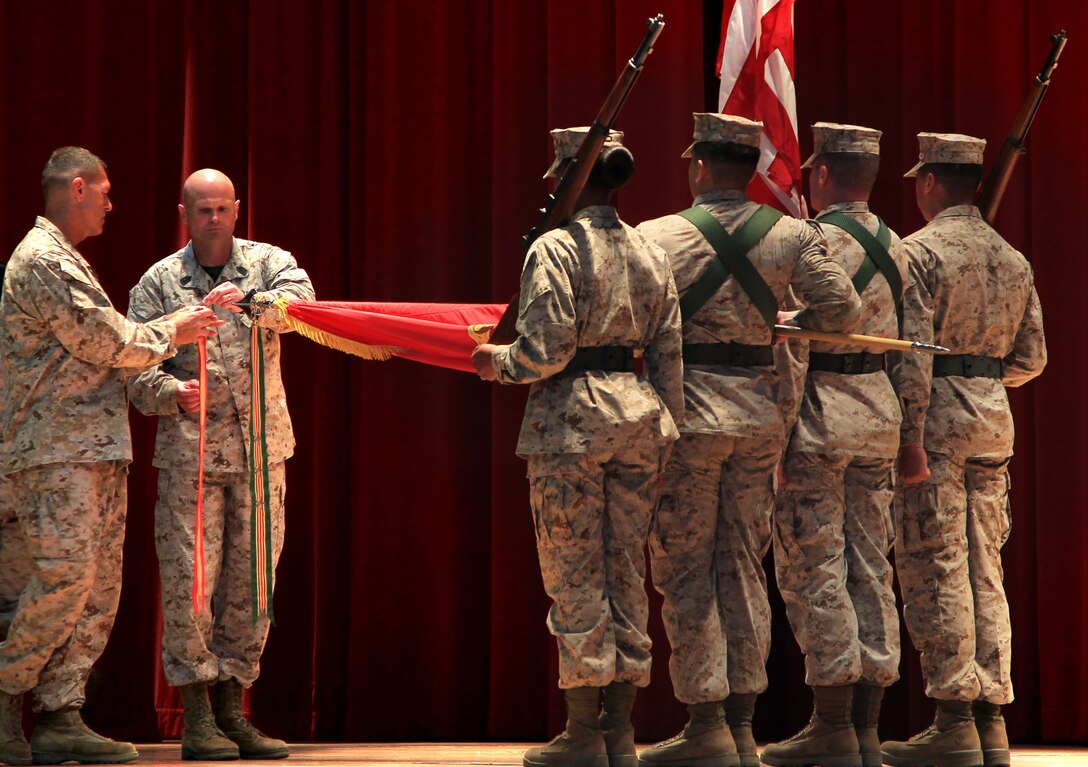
[0,0,1083,746]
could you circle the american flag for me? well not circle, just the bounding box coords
[717,0,801,216]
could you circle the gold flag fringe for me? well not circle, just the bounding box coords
[274,298,404,362]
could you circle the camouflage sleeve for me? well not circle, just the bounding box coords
[253,246,316,332]
[126,271,183,416]
[790,221,862,333]
[894,241,936,447]
[29,256,176,372]
[491,236,579,385]
[1002,280,1046,387]
[775,285,808,437]
[643,267,685,427]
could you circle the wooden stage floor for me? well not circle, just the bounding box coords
[128,742,1088,766]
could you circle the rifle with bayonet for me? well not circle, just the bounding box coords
[977,29,1067,224]
[488,13,665,345]
[773,324,948,354]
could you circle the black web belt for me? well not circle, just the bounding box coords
[808,351,886,375]
[563,346,635,374]
[682,342,774,367]
[931,354,1004,379]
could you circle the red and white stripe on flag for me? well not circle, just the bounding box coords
[717,0,801,216]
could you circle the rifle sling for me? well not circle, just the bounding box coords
[817,212,902,332]
[677,205,782,329]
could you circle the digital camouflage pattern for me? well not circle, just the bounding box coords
[895,452,1013,702]
[492,204,682,689]
[127,237,312,687]
[790,202,907,459]
[0,477,33,637]
[801,122,882,168]
[893,204,1046,704]
[0,217,177,474]
[493,205,684,456]
[649,432,779,701]
[904,133,986,178]
[0,338,31,636]
[0,461,127,712]
[0,217,177,713]
[543,127,625,179]
[155,465,285,686]
[774,452,900,687]
[893,205,1046,457]
[681,113,763,158]
[636,190,860,441]
[127,238,314,471]
[773,201,906,692]
[528,447,664,688]
[637,190,860,698]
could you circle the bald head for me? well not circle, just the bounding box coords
[182,169,236,208]
[180,168,240,263]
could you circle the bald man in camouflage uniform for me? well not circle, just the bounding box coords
[127,169,314,761]
[761,124,907,767]
[473,128,683,767]
[881,134,1046,767]
[0,147,219,766]
[635,114,861,767]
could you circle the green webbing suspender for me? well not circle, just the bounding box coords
[816,212,902,332]
[677,204,783,328]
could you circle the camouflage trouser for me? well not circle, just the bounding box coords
[773,451,900,688]
[0,474,34,638]
[0,461,128,712]
[894,451,1013,704]
[648,432,780,703]
[156,463,286,687]
[527,445,666,689]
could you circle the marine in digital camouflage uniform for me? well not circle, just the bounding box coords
[881,134,1046,767]
[0,148,219,766]
[473,127,683,767]
[761,123,907,767]
[126,169,313,761]
[634,114,861,767]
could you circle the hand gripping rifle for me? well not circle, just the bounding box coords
[976,30,1068,224]
[488,13,665,345]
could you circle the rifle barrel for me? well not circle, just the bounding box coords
[489,14,665,345]
[977,30,1068,223]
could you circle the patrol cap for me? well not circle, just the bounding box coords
[543,127,625,180]
[904,132,986,177]
[681,113,763,158]
[800,122,882,169]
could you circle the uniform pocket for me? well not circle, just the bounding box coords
[896,481,945,554]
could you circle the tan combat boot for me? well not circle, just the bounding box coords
[29,708,137,764]
[881,699,983,767]
[0,691,30,766]
[179,683,239,752]
[180,683,238,761]
[759,685,860,767]
[213,680,288,759]
[600,682,637,767]
[524,687,608,767]
[850,683,884,767]
[971,701,1009,767]
[178,682,239,761]
[723,694,758,767]
[638,701,739,767]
